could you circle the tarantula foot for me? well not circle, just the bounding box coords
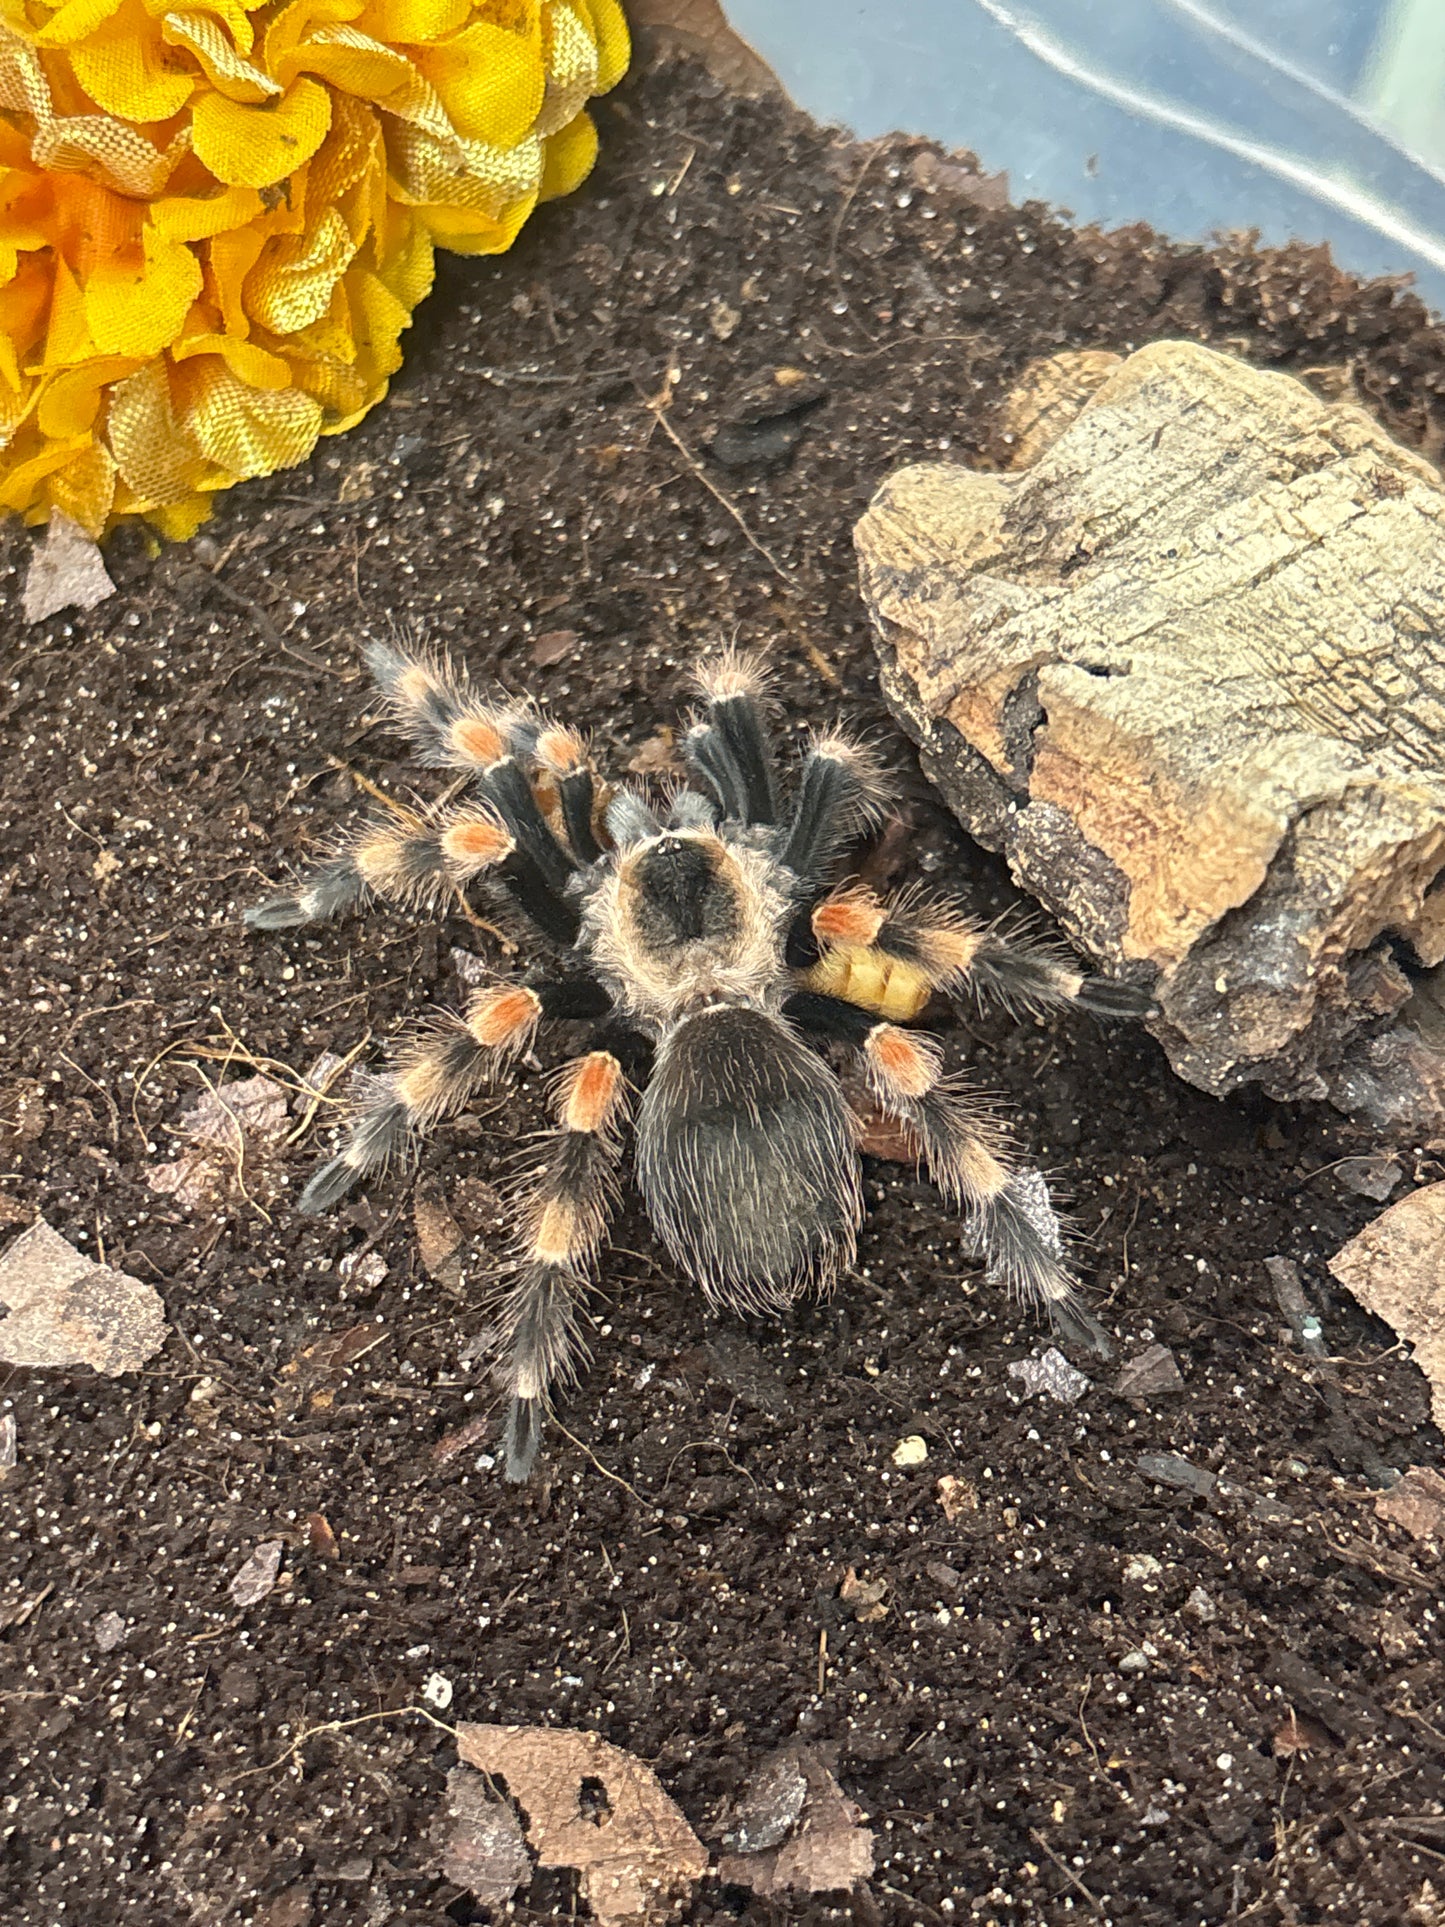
[1074,977,1158,1020]
[503,1395,547,1483]
[296,1154,362,1214]
[1048,1296,1114,1357]
[245,893,312,931]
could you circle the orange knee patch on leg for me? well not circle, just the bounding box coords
[449,712,508,767]
[535,726,587,774]
[559,1052,623,1135]
[467,984,541,1049]
[395,1053,451,1116]
[813,894,886,946]
[865,1023,939,1098]
[442,811,513,874]
[354,830,408,891]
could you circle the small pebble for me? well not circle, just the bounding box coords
[891,1434,928,1468]
[422,1671,454,1711]
[1008,1347,1090,1405]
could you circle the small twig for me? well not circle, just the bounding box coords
[548,1414,648,1504]
[640,395,800,594]
[223,1704,457,1785]
[1028,1827,1102,1914]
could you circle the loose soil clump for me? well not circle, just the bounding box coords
[2,55,1443,1927]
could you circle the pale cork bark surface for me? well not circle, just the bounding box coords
[857,339,1445,1129]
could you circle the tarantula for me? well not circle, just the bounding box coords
[246,643,1152,1480]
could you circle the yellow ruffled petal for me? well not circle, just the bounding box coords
[0,434,92,513]
[83,236,203,357]
[70,4,198,122]
[416,20,544,146]
[38,354,137,437]
[46,437,116,534]
[30,0,126,49]
[42,256,97,369]
[538,106,595,202]
[355,0,468,43]
[172,331,292,386]
[106,357,207,501]
[30,114,188,197]
[191,76,331,187]
[573,0,627,92]
[244,206,357,332]
[535,2,596,139]
[148,182,263,244]
[146,493,212,538]
[161,13,283,103]
[177,356,322,475]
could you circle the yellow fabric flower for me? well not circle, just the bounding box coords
[0,0,628,537]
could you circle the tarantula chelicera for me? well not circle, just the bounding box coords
[247,643,1152,1479]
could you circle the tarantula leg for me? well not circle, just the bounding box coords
[495,1050,630,1482]
[245,803,515,931]
[297,978,610,1213]
[777,732,887,893]
[803,888,1157,1021]
[684,651,778,824]
[783,990,1106,1348]
[362,637,533,776]
[533,724,603,864]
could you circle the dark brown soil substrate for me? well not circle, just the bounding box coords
[3,55,1443,1927]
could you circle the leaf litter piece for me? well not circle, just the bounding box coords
[1008,1346,1091,1405]
[454,1723,707,1927]
[148,1073,290,1209]
[1329,1182,1445,1426]
[716,1747,874,1897]
[439,1764,532,1903]
[1374,1467,1445,1543]
[22,511,114,622]
[229,1539,284,1608]
[0,1219,167,1375]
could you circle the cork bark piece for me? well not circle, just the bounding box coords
[855,339,1445,1128]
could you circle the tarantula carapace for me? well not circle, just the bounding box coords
[247,644,1152,1480]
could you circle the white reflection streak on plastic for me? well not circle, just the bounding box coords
[971,0,1445,276]
[1163,0,1445,191]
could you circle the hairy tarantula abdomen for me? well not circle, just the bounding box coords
[246,639,1156,1480]
[635,1005,862,1312]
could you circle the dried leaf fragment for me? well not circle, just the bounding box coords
[1114,1343,1183,1398]
[148,1073,290,1208]
[0,1219,168,1375]
[456,1723,707,1927]
[1008,1346,1090,1405]
[839,1568,889,1623]
[1374,1466,1445,1543]
[414,1182,465,1289]
[440,1763,532,1902]
[717,1747,874,1896]
[1329,1184,1445,1426]
[936,1473,978,1520]
[229,1538,284,1608]
[23,511,115,622]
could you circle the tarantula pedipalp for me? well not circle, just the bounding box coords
[246,644,1154,1480]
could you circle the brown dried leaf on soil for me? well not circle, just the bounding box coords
[438,1763,532,1902]
[1374,1466,1445,1543]
[839,1568,889,1623]
[22,510,114,621]
[414,1181,465,1289]
[148,1074,290,1209]
[455,1723,707,1927]
[0,1219,168,1375]
[936,1473,978,1520]
[1329,1183,1445,1426]
[1114,1342,1183,1398]
[716,1747,874,1896]
[228,1538,284,1608]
